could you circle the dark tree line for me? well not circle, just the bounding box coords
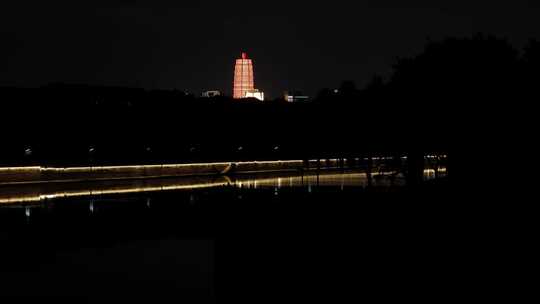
[0,34,537,168]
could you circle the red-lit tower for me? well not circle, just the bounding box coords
[233,52,255,99]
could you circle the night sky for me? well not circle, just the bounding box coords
[2,0,540,98]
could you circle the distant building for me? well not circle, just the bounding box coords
[245,89,265,101]
[233,52,266,100]
[201,90,221,97]
[284,91,309,102]
[233,52,254,99]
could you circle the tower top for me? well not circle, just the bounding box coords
[241,52,247,59]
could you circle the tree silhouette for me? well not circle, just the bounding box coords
[0,34,535,175]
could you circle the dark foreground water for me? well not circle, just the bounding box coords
[0,170,461,303]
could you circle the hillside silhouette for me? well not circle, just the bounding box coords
[0,35,535,184]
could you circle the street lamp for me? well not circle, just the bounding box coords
[88,146,95,166]
[145,146,152,163]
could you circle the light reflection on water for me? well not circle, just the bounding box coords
[0,168,446,206]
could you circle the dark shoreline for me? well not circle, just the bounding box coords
[0,159,342,185]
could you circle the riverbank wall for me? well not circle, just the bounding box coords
[0,159,345,185]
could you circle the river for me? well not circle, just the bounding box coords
[0,168,455,302]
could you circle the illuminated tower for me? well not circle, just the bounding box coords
[233,52,255,99]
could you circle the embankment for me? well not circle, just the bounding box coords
[0,159,343,185]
